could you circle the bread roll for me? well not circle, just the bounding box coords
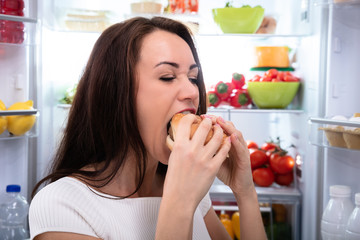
[166,113,228,151]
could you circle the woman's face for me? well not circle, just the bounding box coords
[135,30,199,165]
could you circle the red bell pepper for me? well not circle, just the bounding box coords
[231,73,245,89]
[229,89,252,108]
[207,90,221,107]
[215,81,232,100]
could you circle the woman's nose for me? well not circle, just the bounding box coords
[178,77,199,101]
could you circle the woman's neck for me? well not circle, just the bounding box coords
[80,154,164,198]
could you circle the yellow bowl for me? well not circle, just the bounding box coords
[212,6,265,34]
[247,82,300,109]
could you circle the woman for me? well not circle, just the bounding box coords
[29,17,266,240]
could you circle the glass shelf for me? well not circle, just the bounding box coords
[0,14,37,23]
[210,184,301,202]
[208,107,304,114]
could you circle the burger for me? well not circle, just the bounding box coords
[166,113,228,151]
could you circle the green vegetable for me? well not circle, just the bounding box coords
[60,84,77,104]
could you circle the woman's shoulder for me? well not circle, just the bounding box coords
[30,177,93,209]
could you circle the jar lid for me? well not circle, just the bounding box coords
[355,193,360,205]
[6,185,21,193]
[330,185,351,197]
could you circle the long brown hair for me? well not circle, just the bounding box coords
[32,17,207,198]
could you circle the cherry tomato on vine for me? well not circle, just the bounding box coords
[246,140,259,149]
[275,172,294,186]
[252,168,274,187]
[249,148,268,169]
[261,142,280,152]
[270,153,295,174]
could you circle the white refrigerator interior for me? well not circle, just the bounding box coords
[1,0,358,239]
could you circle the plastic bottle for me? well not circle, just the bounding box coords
[321,185,354,240]
[0,185,29,240]
[345,193,360,240]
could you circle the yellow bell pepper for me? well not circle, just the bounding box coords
[220,213,234,239]
[232,212,240,240]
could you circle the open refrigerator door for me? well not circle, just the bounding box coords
[0,0,39,203]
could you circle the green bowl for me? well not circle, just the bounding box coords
[247,82,300,109]
[212,7,265,34]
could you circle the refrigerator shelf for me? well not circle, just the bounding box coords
[0,14,37,23]
[213,204,272,213]
[210,184,301,203]
[208,108,304,117]
[0,109,38,116]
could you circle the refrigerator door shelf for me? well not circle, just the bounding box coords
[0,109,38,116]
[0,110,39,139]
[0,14,37,24]
[309,117,360,151]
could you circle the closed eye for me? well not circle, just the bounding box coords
[160,77,175,82]
[189,77,198,84]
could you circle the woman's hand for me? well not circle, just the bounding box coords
[202,115,255,196]
[163,114,231,210]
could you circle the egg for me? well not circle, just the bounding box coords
[328,115,347,130]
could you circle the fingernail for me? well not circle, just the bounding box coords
[232,133,238,140]
[218,117,225,123]
[201,114,211,119]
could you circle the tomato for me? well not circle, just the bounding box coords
[283,75,299,82]
[249,148,268,169]
[275,172,294,186]
[265,148,277,160]
[260,76,272,82]
[252,167,274,187]
[270,153,295,174]
[249,74,261,82]
[272,77,282,82]
[276,71,285,81]
[261,142,280,152]
[246,140,258,149]
[265,69,278,78]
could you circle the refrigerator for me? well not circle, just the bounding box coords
[1,0,360,239]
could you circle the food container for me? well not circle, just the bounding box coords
[254,46,290,68]
[319,127,348,148]
[64,9,111,32]
[131,0,163,14]
[343,130,360,150]
[247,82,300,109]
[212,6,265,34]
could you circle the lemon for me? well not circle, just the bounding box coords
[7,100,36,136]
[0,100,7,135]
